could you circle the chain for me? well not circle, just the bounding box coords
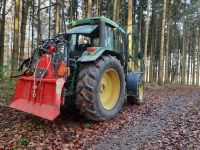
[33,55,52,98]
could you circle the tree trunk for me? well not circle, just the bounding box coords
[175,33,179,83]
[116,0,120,23]
[48,0,51,38]
[69,0,73,21]
[149,0,156,83]
[197,29,200,85]
[158,0,167,85]
[133,0,136,25]
[192,31,197,85]
[0,0,6,66]
[165,21,170,83]
[0,18,2,64]
[165,0,174,84]
[192,55,195,85]
[87,0,92,17]
[81,0,86,18]
[187,31,191,84]
[149,32,154,82]
[113,0,118,22]
[28,16,31,58]
[144,0,151,81]
[32,0,35,50]
[75,0,78,19]
[56,0,60,34]
[154,13,159,82]
[20,0,29,63]
[181,23,187,84]
[113,0,120,22]
[132,0,136,50]
[0,1,3,13]
[95,0,99,16]
[127,0,133,69]
[138,0,143,67]
[37,0,41,46]
[11,0,20,74]
[187,56,190,85]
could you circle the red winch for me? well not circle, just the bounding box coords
[10,49,66,120]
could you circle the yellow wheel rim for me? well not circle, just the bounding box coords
[139,82,144,100]
[99,69,120,110]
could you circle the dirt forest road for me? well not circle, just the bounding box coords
[0,85,200,149]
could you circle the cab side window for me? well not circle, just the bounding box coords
[114,30,125,59]
[114,30,125,52]
[104,25,114,50]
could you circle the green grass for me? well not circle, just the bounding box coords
[17,136,29,146]
[10,148,18,150]
[0,65,16,104]
[83,122,92,128]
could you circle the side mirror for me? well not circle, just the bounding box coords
[137,52,143,60]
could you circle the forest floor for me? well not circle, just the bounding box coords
[0,85,200,149]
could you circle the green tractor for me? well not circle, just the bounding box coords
[10,16,144,121]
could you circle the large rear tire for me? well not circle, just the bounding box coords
[75,55,125,121]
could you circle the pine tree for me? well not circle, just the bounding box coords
[138,0,144,67]
[37,0,41,46]
[20,0,30,63]
[81,0,86,18]
[0,0,6,66]
[56,0,61,34]
[11,0,20,74]
[95,0,99,16]
[165,0,174,83]
[87,0,92,17]
[113,0,118,22]
[144,0,151,81]
[149,0,156,83]
[158,0,167,85]
[181,23,187,84]
[197,28,200,85]
[127,0,133,69]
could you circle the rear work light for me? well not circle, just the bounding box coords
[57,63,71,77]
[58,63,67,76]
[48,45,57,53]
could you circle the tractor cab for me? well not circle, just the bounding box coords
[65,17,127,63]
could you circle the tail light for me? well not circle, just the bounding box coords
[87,47,96,53]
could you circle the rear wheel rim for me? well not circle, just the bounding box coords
[99,69,120,110]
[139,82,144,100]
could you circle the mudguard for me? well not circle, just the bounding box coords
[77,47,107,62]
[77,47,123,63]
[126,71,143,98]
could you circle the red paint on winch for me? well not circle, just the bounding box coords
[37,54,54,78]
[10,54,65,120]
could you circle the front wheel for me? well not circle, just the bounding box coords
[75,55,125,121]
[127,80,144,105]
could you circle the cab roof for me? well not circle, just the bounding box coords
[68,16,125,33]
